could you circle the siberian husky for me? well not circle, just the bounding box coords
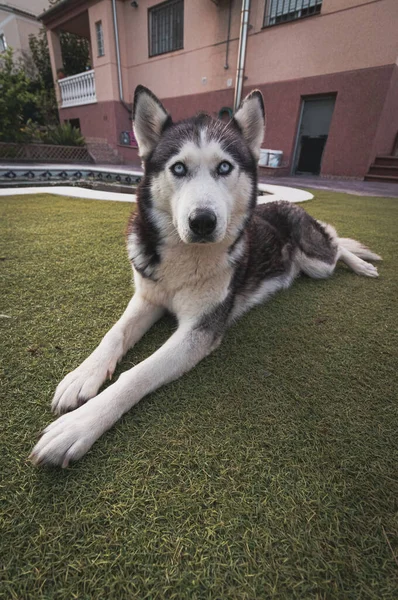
[30,86,381,467]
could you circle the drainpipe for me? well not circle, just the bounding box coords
[224,0,233,70]
[233,0,251,113]
[111,0,131,113]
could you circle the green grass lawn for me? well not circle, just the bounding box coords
[1,192,397,599]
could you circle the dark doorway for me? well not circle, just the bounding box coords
[293,95,336,175]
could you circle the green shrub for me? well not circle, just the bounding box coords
[21,119,47,143]
[44,122,85,146]
[0,49,36,142]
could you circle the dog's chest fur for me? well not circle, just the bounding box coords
[132,238,233,320]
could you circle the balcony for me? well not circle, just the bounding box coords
[58,70,97,108]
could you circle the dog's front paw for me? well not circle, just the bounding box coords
[29,403,105,468]
[361,261,379,278]
[52,354,117,415]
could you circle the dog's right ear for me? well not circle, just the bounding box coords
[133,85,172,159]
[233,90,265,161]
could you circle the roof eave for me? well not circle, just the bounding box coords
[38,0,77,23]
[0,3,38,20]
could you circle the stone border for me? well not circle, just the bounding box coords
[0,164,314,203]
[0,165,142,186]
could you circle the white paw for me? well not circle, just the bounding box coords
[52,351,118,415]
[361,261,379,278]
[30,402,105,467]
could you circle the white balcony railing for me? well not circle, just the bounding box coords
[58,70,97,108]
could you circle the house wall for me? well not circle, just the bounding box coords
[44,0,127,104]
[0,9,43,57]
[10,1,49,14]
[60,100,131,146]
[246,0,398,86]
[117,0,398,176]
[120,0,241,104]
[160,64,395,178]
[258,65,395,177]
[43,0,398,175]
[115,0,398,103]
[0,1,49,57]
[88,0,121,103]
[370,63,398,159]
[321,0,377,14]
[0,8,20,51]
[14,17,43,53]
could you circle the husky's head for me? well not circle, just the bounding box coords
[133,85,265,245]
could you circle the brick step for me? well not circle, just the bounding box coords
[86,142,125,165]
[374,155,398,167]
[258,166,287,177]
[364,174,398,183]
[367,164,398,177]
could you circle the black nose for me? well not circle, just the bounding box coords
[189,209,217,236]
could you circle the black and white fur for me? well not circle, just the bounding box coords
[30,86,381,467]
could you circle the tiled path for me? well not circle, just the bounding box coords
[258,174,398,198]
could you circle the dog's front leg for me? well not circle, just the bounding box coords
[30,323,221,467]
[52,294,164,415]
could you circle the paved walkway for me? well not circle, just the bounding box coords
[258,174,398,198]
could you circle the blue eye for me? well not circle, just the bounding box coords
[217,161,233,176]
[171,162,187,177]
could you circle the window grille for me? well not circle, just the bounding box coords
[95,21,105,56]
[149,0,184,57]
[264,0,322,27]
[0,34,7,53]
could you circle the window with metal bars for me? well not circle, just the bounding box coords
[148,0,184,58]
[95,21,105,57]
[0,33,7,53]
[264,0,322,27]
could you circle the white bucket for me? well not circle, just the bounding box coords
[268,150,283,168]
[258,148,271,167]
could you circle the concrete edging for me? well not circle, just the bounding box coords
[0,184,313,204]
[0,163,314,203]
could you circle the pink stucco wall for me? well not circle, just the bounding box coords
[88,0,122,103]
[370,64,398,159]
[60,100,131,148]
[110,0,398,104]
[0,7,43,58]
[43,0,398,106]
[257,65,396,178]
[118,0,239,103]
[245,0,398,88]
[159,64,395,178]
[43,0,398,176]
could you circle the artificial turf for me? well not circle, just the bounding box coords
[0,191,397,599]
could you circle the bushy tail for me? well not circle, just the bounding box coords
[338,238,382,278]
[339,238,382,261]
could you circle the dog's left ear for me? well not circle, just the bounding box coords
[133,85,172,159]
[233,90,265,160]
